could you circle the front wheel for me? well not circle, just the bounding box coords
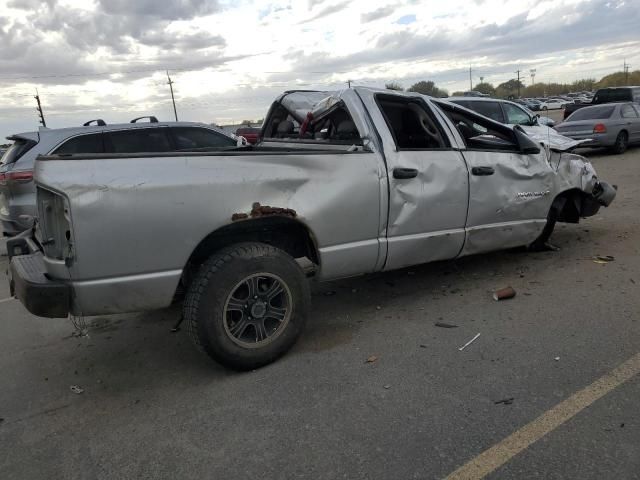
[184,242,310,370]
[529,208,557,251]
[612,131,628,154]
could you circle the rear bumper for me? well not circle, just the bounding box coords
[7,234,70,318]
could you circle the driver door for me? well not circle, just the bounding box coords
[445,107,555,255]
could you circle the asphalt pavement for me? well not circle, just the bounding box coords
[1,138,639,479]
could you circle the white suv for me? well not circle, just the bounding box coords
[0,118,241,235]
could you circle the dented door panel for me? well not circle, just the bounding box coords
[461,150,555,255]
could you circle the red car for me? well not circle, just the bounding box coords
[235,127,261,144]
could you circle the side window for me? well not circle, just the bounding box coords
[502,103,532,125]
[172,127,236,150]
[469,101,504,123]
[108,128,172,153]
[377,95,449,149]
[621,105,638,118]
[633,89,640,103]
[437,103,519,151]
[52,133,104,154]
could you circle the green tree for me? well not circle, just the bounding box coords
[385,82,404,91]
[496,79,525,98]
[407,80,449,98]
[473,82,496,96]
[596,70,640,87]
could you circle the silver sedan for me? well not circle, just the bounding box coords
[555,102,640,154]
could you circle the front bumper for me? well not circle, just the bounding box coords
[7,233,70,318]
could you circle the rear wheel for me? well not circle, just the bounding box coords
[612,131,628,154]
[184,242,310,370]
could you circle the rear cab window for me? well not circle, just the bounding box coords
[262,93,363,146]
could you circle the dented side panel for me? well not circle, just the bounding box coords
[34,150,384,314]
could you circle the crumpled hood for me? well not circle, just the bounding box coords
[520,125,590,152]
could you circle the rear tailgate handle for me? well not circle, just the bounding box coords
[471,166,495,176]
[393,168,419,179]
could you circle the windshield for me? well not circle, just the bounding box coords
[568,105,615,121]
[0,139,36,166]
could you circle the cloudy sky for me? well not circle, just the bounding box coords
[1,0,639,137]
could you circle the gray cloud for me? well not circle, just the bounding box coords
[300,1,350,23]
[284,0,639,78]
[0,0,228,86]
[97,0,222,21]
[361,5,397,23]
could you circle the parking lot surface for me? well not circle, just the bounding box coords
[1,142,639,479]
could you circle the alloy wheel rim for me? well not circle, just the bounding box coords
[223,273,292,349]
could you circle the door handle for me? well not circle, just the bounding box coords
[393,168,419,179]
[471,166,495,176]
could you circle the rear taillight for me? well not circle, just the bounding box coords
[593,124,607,134]
[0,170,34,184]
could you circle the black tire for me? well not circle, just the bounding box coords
[542,106,548,111]
[529,208,557,250]
[612,131,628,154]
[183,242,310,370]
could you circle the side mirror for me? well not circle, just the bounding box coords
[513,126,541,155]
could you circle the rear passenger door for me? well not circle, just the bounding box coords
[364,92,470,270]
[621,104,640,142]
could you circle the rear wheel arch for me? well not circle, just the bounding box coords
[180,217,320,293]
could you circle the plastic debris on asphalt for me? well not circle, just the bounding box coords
[365,355,378,363]
[70,385,84,394]
[458,333,481,351]
[592,255,615,264]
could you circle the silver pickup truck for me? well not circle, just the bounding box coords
[8,87,616,370]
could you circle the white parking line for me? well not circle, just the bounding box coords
[445,352,640,480]
[0,297,15,304]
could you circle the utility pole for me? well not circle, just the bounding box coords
[166,70,178,121]
[530,68,536,86]
[469,65,472,91]
[515,69,521,98]
[34,89,46,127]
[623,60,630,85]
[347,79,352,88]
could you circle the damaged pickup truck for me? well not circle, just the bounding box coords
[8,87,616,370]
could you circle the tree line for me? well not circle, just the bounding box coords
[386,69,640,99]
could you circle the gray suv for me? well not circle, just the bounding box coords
[448,97,557,128]
[0,118,240,235]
